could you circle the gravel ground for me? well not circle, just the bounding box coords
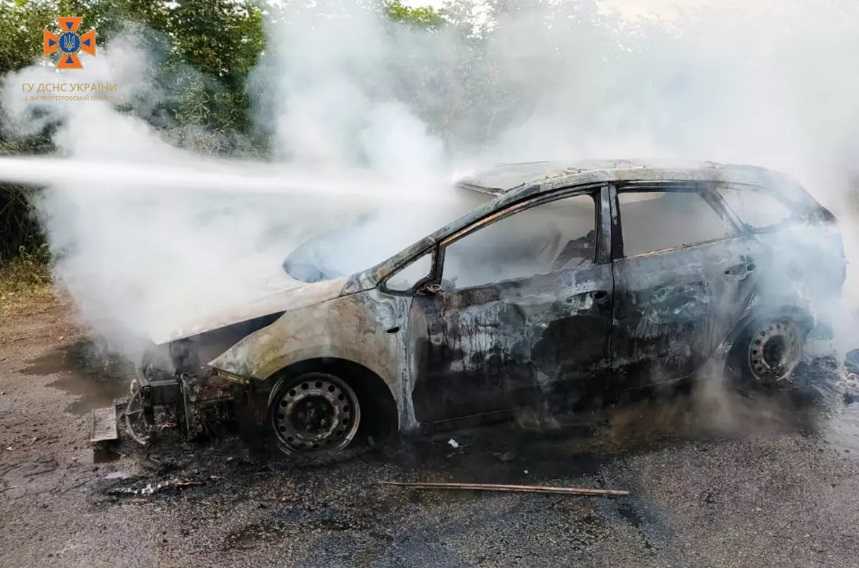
[2,301,859,567]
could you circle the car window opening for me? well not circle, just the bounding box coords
[619,190,733,257]
[442,193,596,290]
[716,185,795,229]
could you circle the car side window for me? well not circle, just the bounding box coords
[442,193,596,290]
[619,190,733,257]
[716,186,793,229]
[385,253,432,292]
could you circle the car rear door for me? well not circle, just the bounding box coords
[609,182,755,392]
[407,186,615,424]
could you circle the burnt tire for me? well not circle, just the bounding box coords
[726,317,806,392]
[268,372,362,460]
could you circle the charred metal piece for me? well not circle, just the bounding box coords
[381,481,630,497]
[90,405,119,444]
[181,373,237,438]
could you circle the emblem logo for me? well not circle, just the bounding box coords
[43,17,96,69]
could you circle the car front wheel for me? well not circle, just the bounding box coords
[269,372,362,456]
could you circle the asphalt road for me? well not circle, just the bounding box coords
[2,302,859,567]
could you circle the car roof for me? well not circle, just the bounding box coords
[456,159,802,197]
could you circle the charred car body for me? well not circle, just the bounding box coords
[118,160,845,457]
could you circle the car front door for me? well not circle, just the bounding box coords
[609,182,756,393]
[407,186,614,425]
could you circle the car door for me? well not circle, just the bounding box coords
[609,182,756,392]
[407,186,614,424]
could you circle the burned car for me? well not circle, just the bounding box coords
[111,160,845,458]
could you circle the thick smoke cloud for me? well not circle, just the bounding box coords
[1,1,858,360]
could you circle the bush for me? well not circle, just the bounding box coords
[0,242,53,314]
[0,184,45,265]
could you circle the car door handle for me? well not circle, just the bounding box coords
[724,262,756,277]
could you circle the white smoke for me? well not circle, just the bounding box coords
[1,0,859,360]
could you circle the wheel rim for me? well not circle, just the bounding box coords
[271,373,361,454]
[747,320,802,384]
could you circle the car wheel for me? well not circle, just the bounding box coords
[269,372,362,457]
[727,317,805,389]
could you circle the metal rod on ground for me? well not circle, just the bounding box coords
[381,481,629,497]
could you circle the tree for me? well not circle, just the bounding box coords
[0,1,55,73]
[0,1,266,148]
[385,0,444,29]
[0,0,267,261]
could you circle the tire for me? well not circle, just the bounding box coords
[268,372,362,458]
[726,317,806,391]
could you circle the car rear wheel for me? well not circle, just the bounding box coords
[269,372,362,456]
[727,317,805,389]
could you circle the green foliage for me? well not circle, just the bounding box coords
[0,1,55,73]
[385,0,444,29]
[114,0,265,136]
[0,183,43,263]
[0,0,267,264]
[0,0,265,143]
[0,134,52,263]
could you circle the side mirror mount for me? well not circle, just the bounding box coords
[418,282,442,296]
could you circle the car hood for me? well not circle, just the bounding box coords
[151,276,350,345]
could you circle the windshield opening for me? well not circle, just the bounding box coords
[283,190,488,283]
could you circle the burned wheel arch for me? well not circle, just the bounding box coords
[209,289,411,441]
